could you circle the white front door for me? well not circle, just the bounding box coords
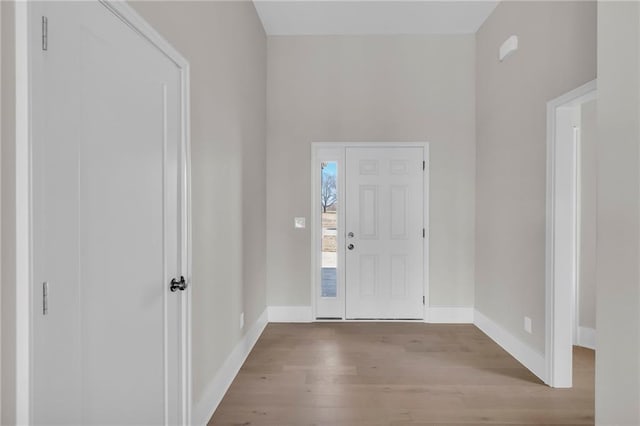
[30,2,186,424]
[345,147,425,319]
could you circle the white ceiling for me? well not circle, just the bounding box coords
[253,1,499,36]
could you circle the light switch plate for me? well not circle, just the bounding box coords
[524,316,532,334]
[294,217,306,229]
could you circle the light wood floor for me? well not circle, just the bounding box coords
[209,323,594,425]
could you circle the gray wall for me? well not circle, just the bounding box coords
[475,1,596,353]
[595,2,640,424]
[579,99,596,331]
[266,35,477,309]
[122,0,268,412]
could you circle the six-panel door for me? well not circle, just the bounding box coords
[345,147,425,319]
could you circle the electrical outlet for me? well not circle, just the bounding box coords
[524,316,532,334]
[240,312,245,330]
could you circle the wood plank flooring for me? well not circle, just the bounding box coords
[208,323,594,425]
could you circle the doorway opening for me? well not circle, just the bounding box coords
[311,143,429,321]
[545,80,597,388]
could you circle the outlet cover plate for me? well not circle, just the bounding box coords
[524,316,532,334]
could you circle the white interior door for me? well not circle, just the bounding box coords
[345,147,425,319]
[30,2,185,424]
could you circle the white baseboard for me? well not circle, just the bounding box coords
[474,309,546,382]
[192,309,268,426]
[267,305,313,322]
[426,306,474,323]
[577,326,596,350]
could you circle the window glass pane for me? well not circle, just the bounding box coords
[321,162,337,298]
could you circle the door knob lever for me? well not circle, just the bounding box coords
[347,244,355,250]
[170,276,187,292]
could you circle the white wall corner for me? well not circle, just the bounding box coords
[474,309,546,383]
[192,309,268,426]
[267,306,313,323]
[577,326,596,350]
[426,306,474,323]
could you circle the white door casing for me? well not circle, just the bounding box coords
[545,80,596,388]
[345,147,425,319]
[24,2,191,424]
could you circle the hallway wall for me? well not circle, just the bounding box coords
[475,1,596,354]
[266,35,477,311]
[595,2,640,423]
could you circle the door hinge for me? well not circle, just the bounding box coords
[422,228,426,238]
[42,282,49,315]
[422,160,425,171]
[422,296,425,305]
[42,16,48,51]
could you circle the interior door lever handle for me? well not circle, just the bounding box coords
[170,276,187,292]
[347,244,355,250]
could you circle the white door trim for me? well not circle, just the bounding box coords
[545,79,596,388]
[14,2,192,423]
[15,3,30,422]
[310,142,430,321]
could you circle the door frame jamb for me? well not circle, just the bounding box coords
[545,79,596,388]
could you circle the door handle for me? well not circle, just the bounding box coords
[170,276,188,292]
[347,244,355,250]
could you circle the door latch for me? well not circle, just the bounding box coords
[170,276,187,292]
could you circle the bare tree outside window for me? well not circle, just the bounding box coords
[321,162,337,213]
[320,162,337,298]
